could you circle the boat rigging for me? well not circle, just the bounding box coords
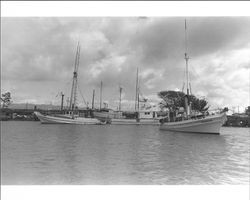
[69,42,80,111]
[159,19,227,134]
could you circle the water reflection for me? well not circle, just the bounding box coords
[54,125,83,184]
[2,121,249,185]
[158,132,228,184]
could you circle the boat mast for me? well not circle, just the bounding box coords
[137,79,140,111]
[184,19,190,116]
[92,89,95,109]
[100,81,103,110]
[119,86,122,111]
[135,67,139,112]
[185,19,190,96]
[69,42,80,111]
[60,92,64,111]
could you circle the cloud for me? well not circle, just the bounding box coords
[2,17,250,111]
[188,17,250,57]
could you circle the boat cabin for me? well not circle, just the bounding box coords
[138,110,158,119]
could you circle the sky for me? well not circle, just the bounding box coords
[1,17,250,112]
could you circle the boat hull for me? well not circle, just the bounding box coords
[93,111,160,125]
[111,118,160,125]
[34,112,101,125]
[159,113,227,134]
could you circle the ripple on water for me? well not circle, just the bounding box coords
[1,122,250,184]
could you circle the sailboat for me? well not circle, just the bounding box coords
[34,43,102,125]
[93,68,163,125]
[159,20,227,134]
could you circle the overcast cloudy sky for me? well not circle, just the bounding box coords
[2,17,250,111]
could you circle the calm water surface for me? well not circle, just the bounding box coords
[1,121,249,184]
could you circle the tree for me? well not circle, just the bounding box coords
[158,90,185,110]
[158,90,209,112]
[189,95,209,112]
[1,92,12,108]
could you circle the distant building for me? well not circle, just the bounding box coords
[245,106,250,116]
[224,106,250,127]
[0,108,13,120]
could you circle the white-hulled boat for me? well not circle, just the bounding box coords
[159,112,227,134]
[35,43,101,125]
[110,118,160,125]
[93,110,162,125]
[93,68,164,125]
[160,20,227,134]
[34,111,101,125]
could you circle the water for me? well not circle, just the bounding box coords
[1,121,249,185]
